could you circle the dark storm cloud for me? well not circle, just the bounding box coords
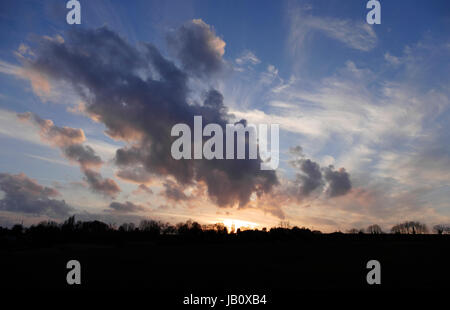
[296,159,323,196]
[289,146,323,197]
[167,19,226,77]
[0,173,73,218]
[18,112,120,197]
[83,169,121,198]
[289,146,351,199]
[23,24,277,208]
[162,180,190,202]
[63,144,103,168]
[108,201,145,213]
[323,166,352,197]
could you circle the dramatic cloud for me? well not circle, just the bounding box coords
[167,19,225,77]
[21,25,277,209]
[289,146,351,200]
[296,159,323,196]
[18,112,85,147]
[0,173,72,218]
[63,144,103,168]
[323,166,352,198]
[162,180,190,202]
[83,169,121,199]
[18,112,120,197]
[108,201,145,213]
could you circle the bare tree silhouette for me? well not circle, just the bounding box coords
[433,224,450,235]
[367,224,383,234]
[391,221,428,234]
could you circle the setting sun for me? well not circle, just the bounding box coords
[222,219,258,233]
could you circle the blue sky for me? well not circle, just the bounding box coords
[0,0,449,232]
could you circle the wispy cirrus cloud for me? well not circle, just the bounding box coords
[288,5,377,53]
[235,50,261,66]
[226,36,450,229]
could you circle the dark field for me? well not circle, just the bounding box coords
[1,232,449,302]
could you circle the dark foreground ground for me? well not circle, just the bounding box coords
[1,233,449,306]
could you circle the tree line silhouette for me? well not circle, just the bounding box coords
[1,216,449,246]
[347,221,450,235]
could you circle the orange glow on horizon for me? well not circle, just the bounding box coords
[222,219,258,233]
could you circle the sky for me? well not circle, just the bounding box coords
[0,0,449,232]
